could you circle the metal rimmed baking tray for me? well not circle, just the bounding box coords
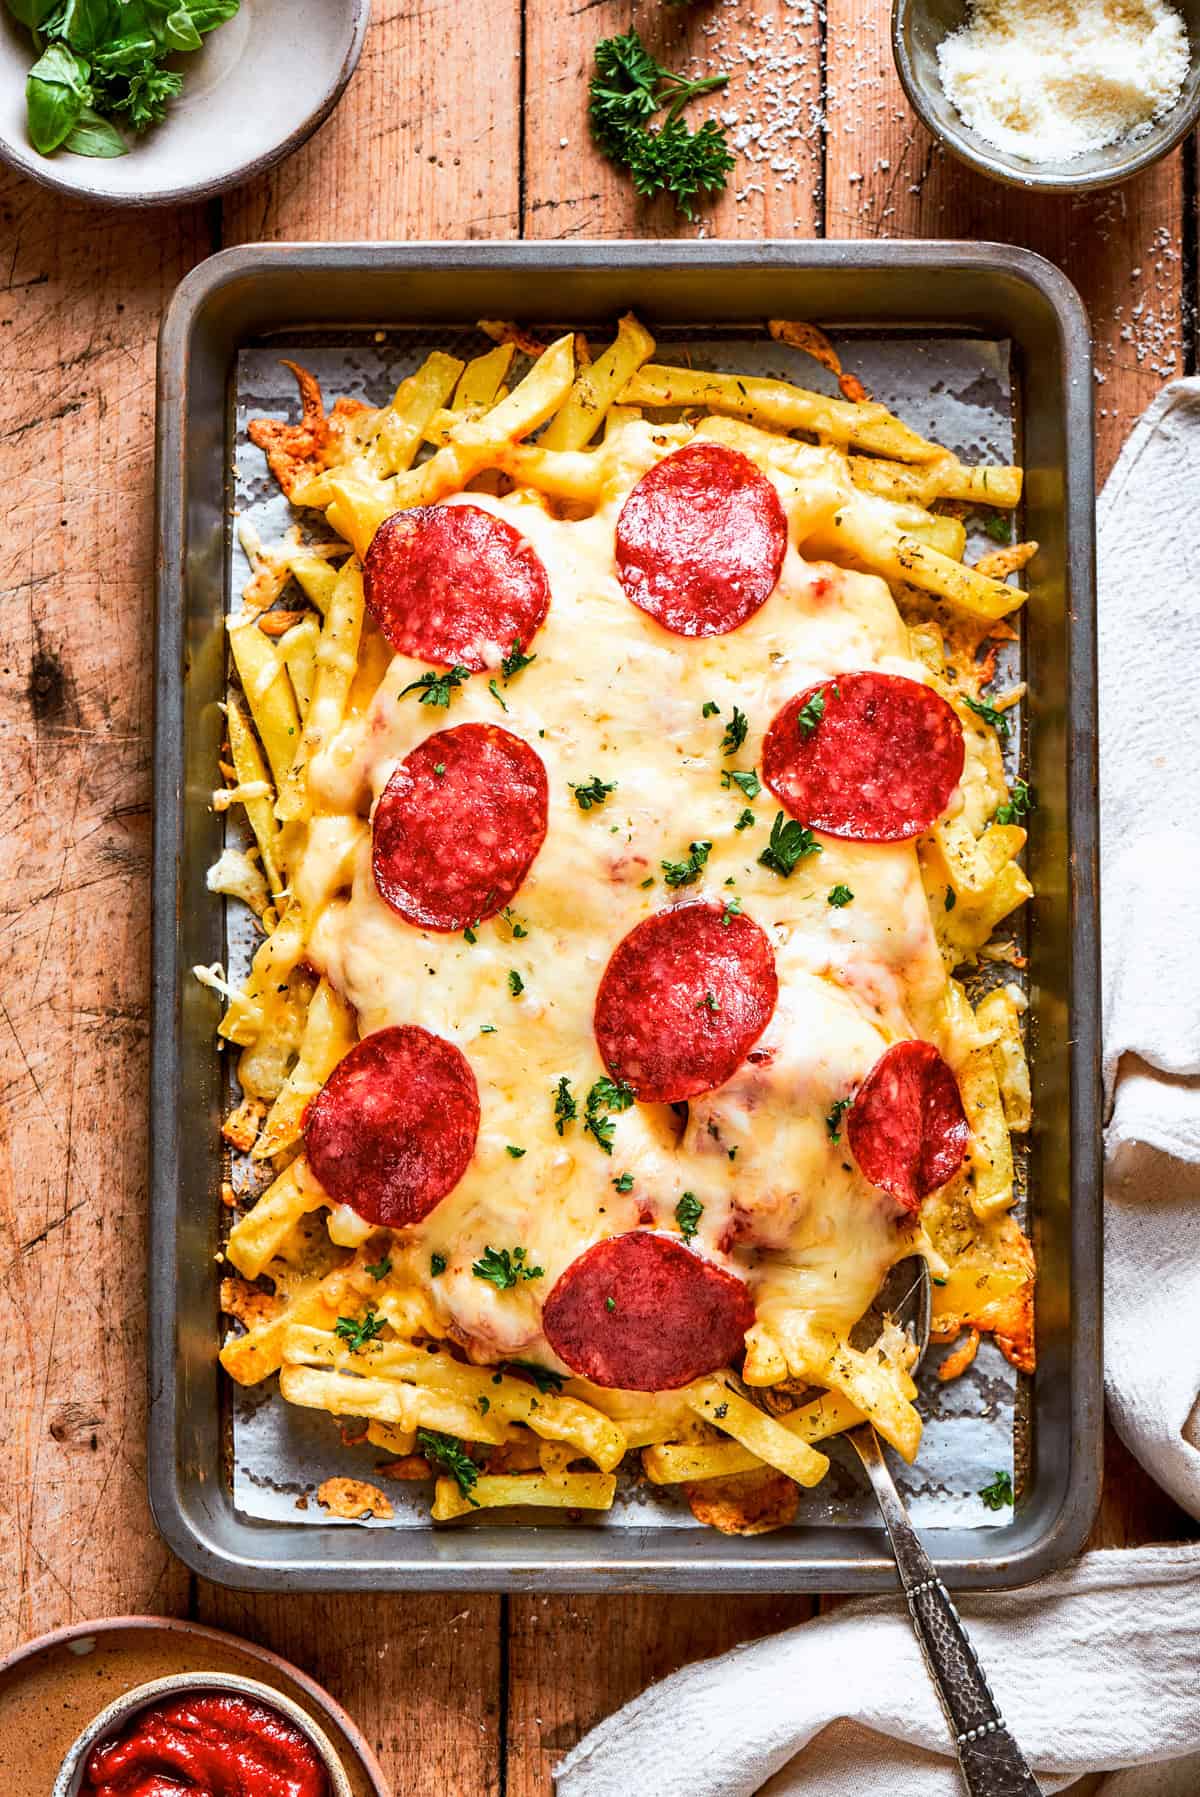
[151,241,1101,1592]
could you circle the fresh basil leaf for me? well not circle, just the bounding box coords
[62,0,115,51]
[5,0,61,29]
[26,42,91,152]
[187,0,238,30]
[90,30,157,70]
[64,101,127,154]
[161,3,201,50]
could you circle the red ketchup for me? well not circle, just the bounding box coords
[80,1691,331,1797]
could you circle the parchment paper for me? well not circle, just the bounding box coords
[226,328,1023,1530]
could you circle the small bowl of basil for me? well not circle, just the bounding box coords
[0,0,369,205]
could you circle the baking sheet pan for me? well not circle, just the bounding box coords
[151,242,1100,1591]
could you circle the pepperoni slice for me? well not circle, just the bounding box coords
[846,1039,969,1213]
[762,671,964,841]
[614,442,788,637]
[363,503,550,670]
[373,723,548,932]
[541,1232,755,1390]
[304,1026,480,1227]
[594,902,778,1103]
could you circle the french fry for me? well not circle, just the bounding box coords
[432,1470,616,1521]
[252,979,357,1162]
[976,986,1032,1131]
[276,614,321,716]
[620,362,942,462]
[369,351,464,477]
[686,1379,830,1488]
[275,558,365,824]
[542,312,656,451]
[224,696,283,896]
[848,453,1022,509]
[821,501,1027,621]
[226,1161,327,1280]
[452,342,515,412]
[227,613,302,789]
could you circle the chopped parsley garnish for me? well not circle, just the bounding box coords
[613,1171,635,1192]
[796,690,826,737]
[471,1245,544,1289]
[479,1023,497,1034]
[964,694,1012,739]
[734,807,755,831]
[758,812,821,878]
[994,778,1033,825]
[944,887,957,913]
[417,1428,479,1503]
[588,1076,635,1114]
[431,1253,447,1276]
[582,1076,635,1156]
[505,1144,526,1159]
[364,1257,392,1281]
[478,1395,490,1414]
[508,969,525,997]
[501,640,537,680]
[983,515,1012,544]
[588,29,733,222]
[721,767,761,799]
[605,1294,616,1312]
[675,1192,703,1242]
[721,707,748,756]
[827,884,854,907]
[571,775,617,811]
[702,699,720,718]
[434,761,446,776]
[504,1360,566,1393]
[334,1311,385,1353]
[399,664,470,707]
[662,839,712,888]
[721,896,743,926]
[695,990,720,1013]
[500,906,529,939]
[639,875,655,888]
[979,1469,1014,1510]
[488,678,509,712]
[553,1076,578,1136]
[463,925,477,945]
[825,1096,852,1143]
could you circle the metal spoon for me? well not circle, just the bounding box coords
[848,1257,1044,1796]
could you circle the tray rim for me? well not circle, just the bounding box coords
[151,238,1101,1592]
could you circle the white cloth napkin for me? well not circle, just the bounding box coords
[556,379,1200,1796]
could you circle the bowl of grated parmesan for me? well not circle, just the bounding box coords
[893,0,1200,189]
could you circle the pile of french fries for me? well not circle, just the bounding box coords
[203,314,1035,1533]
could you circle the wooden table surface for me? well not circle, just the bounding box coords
[2,3,1197,1791]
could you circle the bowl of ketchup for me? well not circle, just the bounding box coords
[54,1669,355,1797]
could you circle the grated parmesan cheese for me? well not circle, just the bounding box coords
[936,0,1189,164]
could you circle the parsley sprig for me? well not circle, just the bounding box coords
[825,1096,852,1143]
[588,30,734,221]
[796,691,826,737]
[400,664,471,708]
[721,767,761,799]
[978,1469,1014,1510]
[571,775,617,812]
[662,839,712,888]
[583,1076,635,1155]
[675,1192,703,1242]
[758,812,821,878]
[471,1245,544,1289]
[994,778,1033,825]
[417,1428,480,1503]
[964,693,1012,739]
[334,1312,385,1353]
[553,1076,578,1136]
[721,707,749,756]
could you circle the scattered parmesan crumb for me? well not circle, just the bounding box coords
[937,0,1189,164]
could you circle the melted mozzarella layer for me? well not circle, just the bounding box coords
[304,425,956,1370]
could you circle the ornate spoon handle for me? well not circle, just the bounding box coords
[849,1424,1044,1797]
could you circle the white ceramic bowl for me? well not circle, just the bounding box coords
[0,0,368,206]
[53,1669,355,1796]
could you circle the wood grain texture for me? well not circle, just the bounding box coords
[221,0,523,244]
[522,0,822,240]
[0,174,211,1644]
[822,1,1187,480]
[504,1592,815,1794]
[194,1589,504,1793]
[0,7,1196,1795]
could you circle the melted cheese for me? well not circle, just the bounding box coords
[302,423,960,1373]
